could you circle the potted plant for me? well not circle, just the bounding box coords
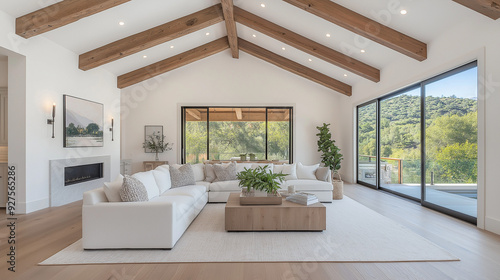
[249,153,256,161]
[143,132,173,161]
[237,166,286,204]
[239,153,247,161]
[316,123,344,199]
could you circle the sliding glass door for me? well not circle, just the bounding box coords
[379,87,421,200]
[356,61,478,223]
[357,102,377,187]
[423,63,478,221]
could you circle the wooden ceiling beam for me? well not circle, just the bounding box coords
[117,37,230,89]
[452,0,500,19]
[239,38,351,96]
[234,7,379,82]
[79,4,224,71]
[186,109,202,120]
[235,108,243,120]
[283,0,427,61]
[16,0,131,39]
[221,0,239,58]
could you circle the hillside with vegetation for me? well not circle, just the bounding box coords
[358,95,477,184]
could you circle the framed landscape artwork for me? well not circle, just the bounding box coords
[63,95,104,147]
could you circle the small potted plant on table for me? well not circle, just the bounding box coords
[237,165,286,205]
[143,132,173,161]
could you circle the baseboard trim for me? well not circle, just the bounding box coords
[485,217,500,235]
[17,197,50,214]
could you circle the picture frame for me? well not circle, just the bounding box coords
[63,95,104,148]
[144,125,163,153]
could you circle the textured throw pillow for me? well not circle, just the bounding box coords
[120,175,148,202]
[170,164,196,188]
[273,163,297,181]
[191,163,205,181]
[297,163,320,180]
[205,164,216,182]
[213,162,237,181]
[315,167,330,182]
[103,174,124,202]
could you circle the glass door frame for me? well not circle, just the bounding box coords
[356,100,378,189]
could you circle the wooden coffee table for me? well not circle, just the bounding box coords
[225,193,326,231]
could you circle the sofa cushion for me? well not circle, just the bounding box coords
[297,163,320,180]
[191,163,205,181]
[132,171,160,200]
[251,163,274,173]
[273,163,297,180]
[153,169,171,194]
[236,163,253,173]
[170,164,196,188]
[149,195,195,220]
[103,174,124,202]
[213,162,237,181]
[209,180,241,192]
[205,164,216,182]
[120,175,149,202]
[162,185,206,201]
[315,167,330,182]
[284,179,333,191]
[195,181,211,191]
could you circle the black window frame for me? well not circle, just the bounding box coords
[181,106,293,164]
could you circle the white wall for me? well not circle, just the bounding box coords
[0,10,121,213]
[338,13,500,234]
[121,51,343,174]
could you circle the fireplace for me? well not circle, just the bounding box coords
[64,163,103,186]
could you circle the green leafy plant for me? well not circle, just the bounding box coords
[143,132,173,159]
[316,123,343,172]
[237,166,286,194]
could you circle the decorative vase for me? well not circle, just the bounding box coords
[332,170,344,200]
[155,151,159,161]
[240,154,246,161]
[249,154,256,161]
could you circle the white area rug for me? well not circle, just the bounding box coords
[40,196,458,265]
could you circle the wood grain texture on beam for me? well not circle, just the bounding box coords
[234,7,379,82]
[283,0,427,61]
[453,0,500,19]
[117,37,230,89]
[187,109,202,120]
[80,4,224,71]
[235,108,243,120]
[16,0,131,38]
[239,38,351,96]
[221,0,239,58]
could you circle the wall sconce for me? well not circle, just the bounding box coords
[109,117,114,141]
[47,103,55,138]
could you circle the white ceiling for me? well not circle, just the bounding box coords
[0,0,489,90]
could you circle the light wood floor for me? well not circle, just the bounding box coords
[1,184,500,280]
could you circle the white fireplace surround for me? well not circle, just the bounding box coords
[50,156,110,207]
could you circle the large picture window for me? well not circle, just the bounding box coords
[182,107,293,164]
[356,61,478,224]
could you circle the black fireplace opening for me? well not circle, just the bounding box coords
[65,163,103,186]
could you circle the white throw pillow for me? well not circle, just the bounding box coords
[191,163,205,181]
[251,163,274,173]
[273,163,297,181]
[236,163,252,174]
[132,171,160,200]
[153,169,171,193]
[296,163,320,180]
[103,174,124,202]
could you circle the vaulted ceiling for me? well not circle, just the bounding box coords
[1,0,497,96]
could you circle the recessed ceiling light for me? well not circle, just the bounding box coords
[205,32,210,36]
[308,58,312,62]
[252,34,257,38]
[118,21,125,26]
[282,47,286,50]
[400,9,407,15]
[142,55,147,58]
[170,45,174,49]
[261,3,266,8]
[326,33,331,37]
[344,74,348,77]
[360,49,366,53]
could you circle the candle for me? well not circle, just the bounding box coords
[52,103,56,118]
[288,185,295,194]
[111,117,114,127]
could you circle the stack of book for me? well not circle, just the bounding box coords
[286,192,319,205]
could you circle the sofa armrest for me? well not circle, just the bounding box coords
[83,187,108,205]
[82,201,175,249]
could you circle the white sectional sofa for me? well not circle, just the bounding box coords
[82,162,333,249]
